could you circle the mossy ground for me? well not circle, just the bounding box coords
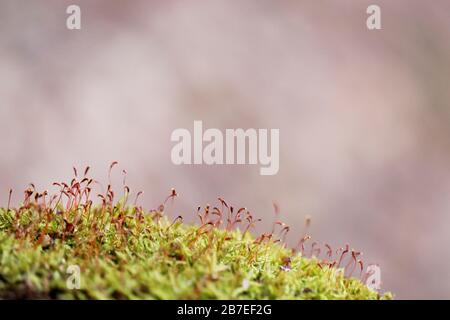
[0,203,391,300]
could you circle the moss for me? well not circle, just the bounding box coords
[0,204,391,300]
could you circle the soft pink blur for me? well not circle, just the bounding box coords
[1,0,450,299]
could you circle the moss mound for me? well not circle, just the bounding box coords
[0,207,391,300]
[0,166,392,300]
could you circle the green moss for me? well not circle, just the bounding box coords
[0,204,391,300]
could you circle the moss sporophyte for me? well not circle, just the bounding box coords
[0,163,392,299]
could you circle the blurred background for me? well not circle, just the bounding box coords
[1,0,450,299]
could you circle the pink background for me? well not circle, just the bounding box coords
[1,0,450,299]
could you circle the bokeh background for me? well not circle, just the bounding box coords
[1,0,450,299]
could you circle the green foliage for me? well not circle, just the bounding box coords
[0,205,391,300]
[0,165,392,299]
